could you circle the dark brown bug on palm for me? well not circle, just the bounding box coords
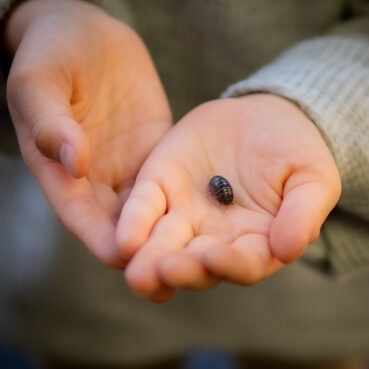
[208,175,235,205]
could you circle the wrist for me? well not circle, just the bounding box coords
[240,93,311,121]
[4,0,51,54]
[4,0,86,55]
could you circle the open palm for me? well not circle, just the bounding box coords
[117,95,341,303]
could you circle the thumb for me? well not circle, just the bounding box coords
[7,72,91,178]
[270,173,341,263]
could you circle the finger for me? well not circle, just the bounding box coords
[158,235,221,290]
[149,285,176,304]
[203,234,283,285]
[7,68,91,178]
[270,180,340,263]
[116,179,167,258]
[124,211,194,297]
[26,153,126,268]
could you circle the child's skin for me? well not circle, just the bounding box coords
[5,0,341,303]
[5,0,172,267]
[117,96,341,303]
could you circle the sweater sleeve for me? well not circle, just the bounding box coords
[222,20,369,278]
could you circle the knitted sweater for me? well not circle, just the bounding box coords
[1,0,369,365]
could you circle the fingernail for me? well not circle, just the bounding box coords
[60,143,78,177]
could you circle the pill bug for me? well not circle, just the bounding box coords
[208,175,235,205]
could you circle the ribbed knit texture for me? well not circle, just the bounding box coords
[1,0,369,365]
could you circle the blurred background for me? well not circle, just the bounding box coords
[0,343,241,369]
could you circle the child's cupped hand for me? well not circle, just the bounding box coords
[117,94,341,303]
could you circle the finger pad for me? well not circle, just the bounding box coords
[159,254,205,287]
[270,213,313,263]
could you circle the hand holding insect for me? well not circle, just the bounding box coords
[117,94,341,303]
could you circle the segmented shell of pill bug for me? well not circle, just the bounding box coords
[208,175,234,205]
